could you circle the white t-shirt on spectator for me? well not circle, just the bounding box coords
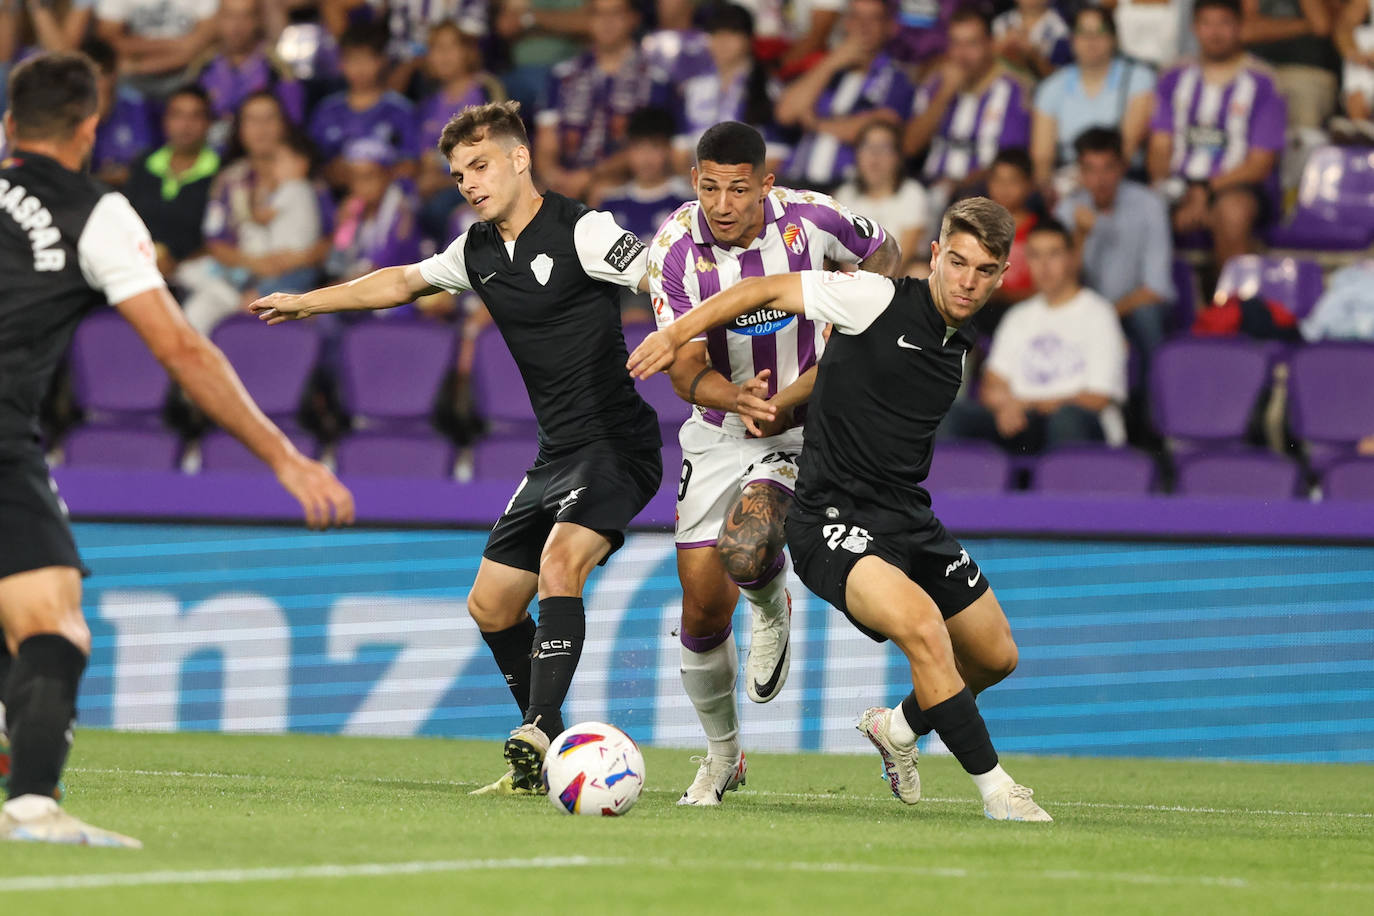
[986,287,1128,443]
[833,179,931,243]
[95,0,217,39]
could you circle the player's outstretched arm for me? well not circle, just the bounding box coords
[115,287,356,530]
[627,274,805,379]
[249,263,439,324]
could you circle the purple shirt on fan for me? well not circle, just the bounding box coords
[198,51,307,125]
[783,53,915,186]
[917,69,1031,184]
[535,49,670,171]
[308,91,421,163]
[93,88,156,175]
[1150,60,1287,184]
[890,0,960,65]
[598,178,692,243]
[326,184,423,282]
[641,28,714,84]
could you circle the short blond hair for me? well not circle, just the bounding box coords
[939,197,1016,262]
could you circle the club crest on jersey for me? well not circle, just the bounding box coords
[729,307,795,337]
[530,253,553,285]
[782,222,806,255]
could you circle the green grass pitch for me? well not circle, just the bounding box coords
[3,730,1372,915]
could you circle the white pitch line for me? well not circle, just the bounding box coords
[4,855,1374,896]
[66,767,1374,821]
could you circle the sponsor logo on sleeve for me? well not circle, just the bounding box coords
[604,232,645,272]
[851,214,876,239]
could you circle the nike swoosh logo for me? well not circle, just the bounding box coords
[752,636,789,699]
[897,335,922,350]
[967,570,981,588]
[480,271,497,283]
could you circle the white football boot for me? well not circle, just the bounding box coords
[745,590,791,704]
[502,721,551,792]
[0,795,141,848]
[983,784,1053,822]
[856,707,921,804]
[677,753,747,806]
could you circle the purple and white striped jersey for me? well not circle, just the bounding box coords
[648,187,887,437]
[1150,60,1287,183]
[917,68,1031,183]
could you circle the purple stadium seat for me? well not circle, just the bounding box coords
[63,426,181,470]
[470,433,539,482]
[211,317,321,419]
[338,323,455,427]
[1171,257,1198,331]
[1150,339,1274,445]
[199,429,318,472]
[1174,450,1301,498]
[470,325,537,434]
[69,312,168,421]
[1287,342,1374,470]
[925,441,1011,494]
[1214,255,1325,319]
[1267,146,1374,250]
[335,433,454,478]
[1322,459,1374,501]
[1032,446,1156,496]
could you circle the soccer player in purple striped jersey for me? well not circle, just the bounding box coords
[647,121,902,805]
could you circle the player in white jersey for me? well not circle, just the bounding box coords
[647,121,901,805]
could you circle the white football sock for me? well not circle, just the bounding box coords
[886,705,918,748]
[970,764,1016,802]
[680,635,741,760]
[740,556,789,620]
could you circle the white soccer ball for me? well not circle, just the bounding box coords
[542,721,646,816]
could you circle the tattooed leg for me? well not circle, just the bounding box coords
[718,483,791,587]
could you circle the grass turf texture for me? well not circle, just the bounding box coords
[2,731,1371,915]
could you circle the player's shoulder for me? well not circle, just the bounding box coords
[648,200,698,255]
[771,185,850,223]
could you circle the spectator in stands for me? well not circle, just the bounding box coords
[834,120,930,276]
[185,92,325,335]
[417,20,502,241]
[776,0,914,190]
[1241,0,1340,131]
[906,5,1031,214]
[673,2,788,175]
[534,0,668,201]
[124,84,220,280]
[1336,0,1374,135]
[492,0,596,113]
[95,0,217,99]
[324,139,423,288]
[595,108,691,242]
[309,20,419,188]
[1058,127,1176,362]
[1031,5,1156,197]
[769,0,845,76]
[1148,0,1286,268]
[940,219,1129,453]
[993,0,1071,79]
[197,0,306,152]
[84,35,156,187]
[983,147,1040,319]
[642,0,714,84]
[0,0,93,61]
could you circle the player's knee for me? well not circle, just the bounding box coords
[466,588,517,631]
[988,637,1019,680]
[6,602,90,655]
[536,549,589,598]
[891,614,948,662]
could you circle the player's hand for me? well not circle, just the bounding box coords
[250,292,310,325]
[735,370,781,434]
[273,453,355,530]
[994,403,1028,439]
[627,328,681,379]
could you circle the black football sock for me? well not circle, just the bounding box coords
[5,635,87,800]
[480,616,537,715]
[523,597,585,740]
[921,687,999,776]
[899,691,934,737]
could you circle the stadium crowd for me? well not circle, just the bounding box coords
[3,0,1373,494]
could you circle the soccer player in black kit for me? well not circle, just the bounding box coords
[0,53,353,847]
[253,101,661,795]
[629,197,1053,821]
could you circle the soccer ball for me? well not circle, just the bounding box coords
[542,722,645,816]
